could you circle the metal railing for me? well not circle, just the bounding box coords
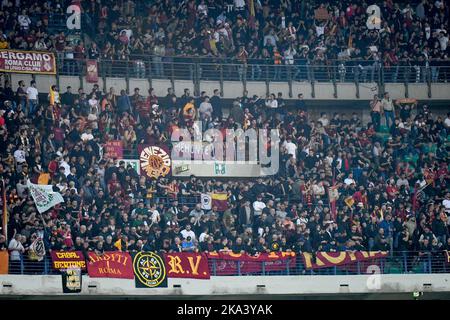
[6,251,449,276]
[56,56,450,84]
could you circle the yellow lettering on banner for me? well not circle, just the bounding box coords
[369,251,379,257]
[302,253,313,268]
[348,252,357,261]
[281,252,296,258]
[268,252,279,259]
[122,255,128,266]
[360,251,369,258]
[208,252,219,257]
[167,255,185,274]
[187,256,202,276]
[228,252,242,258]
[320,252,347,265]
[89,254,97,263]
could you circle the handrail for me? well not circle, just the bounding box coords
[6,250,450,276]
[55,56,450,84]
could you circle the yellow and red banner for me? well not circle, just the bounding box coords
[0,251,8,274]
[0,49,56,74]
[207,251,296,275]
[51,251,86,270]
[302,251,389,270]
[87,251,134,279]
[211,193,228,212]
[164,252,210,279]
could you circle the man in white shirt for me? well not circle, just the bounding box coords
[344,173,356,186]
[81,128,94,141]
[18,9,31,30]
[13,145,27,164]
[381,91,395,128]
[444,112,450,128]
[443,193,450,214]
[59,156,71,177]
[26,80,39,116]
[253,194,266,217]
[180,224,196,241]
[318,112,329,127]
[282,136,297,159]
[199,96,213,120]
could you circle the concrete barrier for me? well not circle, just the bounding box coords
[1,274,448,296]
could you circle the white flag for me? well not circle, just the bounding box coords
[29,237,46,261]
[27,180,64,213]
[201,193,212,210]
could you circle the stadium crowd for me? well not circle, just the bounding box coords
[0,0,449,81]
[0,79,449,265]
[0,0,449,270]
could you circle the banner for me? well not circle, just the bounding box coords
[104,140,123,159]
[0,251,8,274]
[207,252,296,275]
[86,59,98,83]
[51,251,87,270]
[133,251,167,288]
[302,251,389,270]
[27,180,64,213]
[0,49,56,74]
[201,194,212,210]
[211,193,229,212]
[28,237,46,261]
[164,252,210,279]
[87,251,134,279]
[139,145,171,179]
[445,251,450,264]
[61,268,82,293]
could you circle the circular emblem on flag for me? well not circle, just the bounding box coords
[133,252,166,288]
[140,146,171,179]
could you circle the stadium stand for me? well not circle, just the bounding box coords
[0,0,449,277]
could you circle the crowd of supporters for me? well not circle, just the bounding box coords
[0,0,449,81]
[0,78,449,264]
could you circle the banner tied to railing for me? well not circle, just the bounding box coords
[207,251,296,275]
[51,251,87,271]
[302,251,389,270]
[0,49,56,74]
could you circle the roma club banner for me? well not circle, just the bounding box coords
[164,252,210,279]
[86,59,98,83]
[207,252,296,275]
[0,49,56,75]
[51,251,87,271]
[302,251,389,270]
[133,252,167,288]
[87,251,134,279]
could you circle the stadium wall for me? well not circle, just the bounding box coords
[0,274,449,296]
[9,74,450,101]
